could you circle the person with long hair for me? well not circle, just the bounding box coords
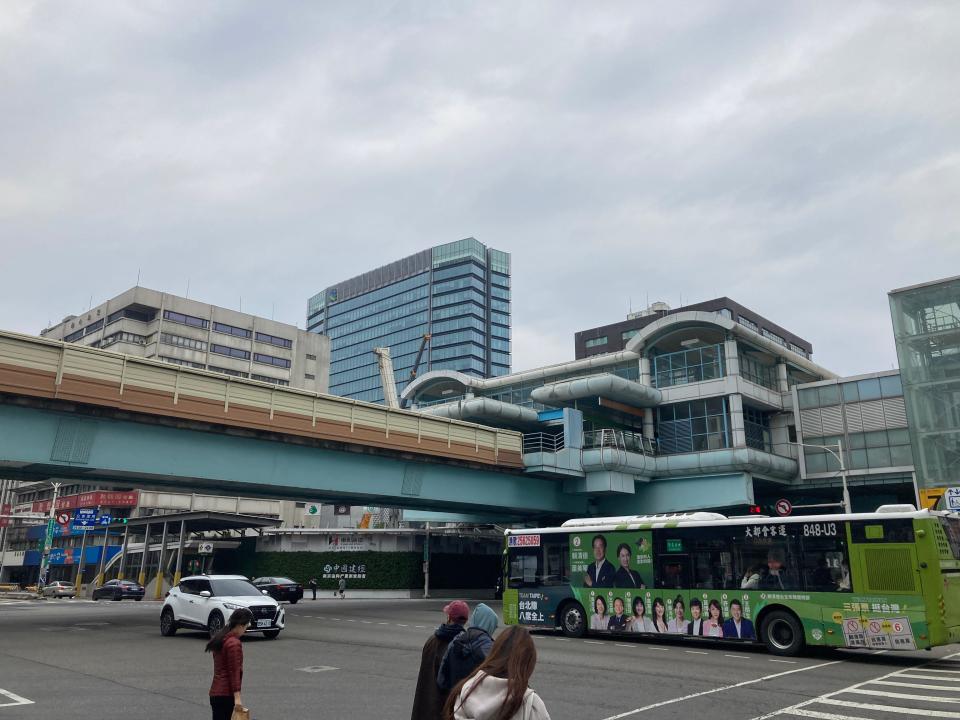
[206,608,252,720]
[630,596,655,632]
[589,595,608,631]
[651,597,668,633]
[704,599,724,638]
[443,625,550,720]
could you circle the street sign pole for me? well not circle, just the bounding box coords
[36,482,61,596]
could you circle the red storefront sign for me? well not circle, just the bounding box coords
[0,503,10,527]
[33,490,139,513]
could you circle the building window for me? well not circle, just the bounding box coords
[305,354,317,361]
[743,406,771,452]
[304,373,315,380]
[761,328,788,348]
[254,352,291,369]
[737,316,759,333]
[64,329,85,342]
[621,329,639,342]
[102,331,148,348]
[652,343,724,388]
[585,336,608,349]
[108,306,157,325]
[717,309,732,320]
[208,366,248,378]
[160,333,207,351]
[251,374,290,386]
[213,322,252,339]
[255,332,293,348]
[160,356,205,369]
[211,344,250,360]
[789,343,809,359]
[163,310,208,329]
[657,398,729,454]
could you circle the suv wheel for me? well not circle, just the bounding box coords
[207,611,225,638]
[160,608,178,636]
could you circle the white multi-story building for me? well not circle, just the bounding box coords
[40,286,329,392]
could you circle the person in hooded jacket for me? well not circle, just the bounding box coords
[443,625,550,720]
[438,603,498,692]
[411,600,470,720]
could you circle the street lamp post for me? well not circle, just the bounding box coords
[37,481,62,595]
[790,440,851,514]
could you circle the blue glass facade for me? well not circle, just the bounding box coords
[307,238,511,403]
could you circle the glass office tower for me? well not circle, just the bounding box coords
[307,238,511,403]
[889,275,960,489]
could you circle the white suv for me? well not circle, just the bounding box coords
[160,575,285,639]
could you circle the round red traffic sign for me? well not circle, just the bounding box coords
[774,499,793,517]
[56,511,71,526]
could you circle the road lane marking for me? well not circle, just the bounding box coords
[616,644,635,648]
[899,673,960,682]
[647,646,669,651]
[724,654,751,659]
[584,640,603,645]
[599,659,842,720]
[769,659,797,664]
[0,689,34,708]
[685,650,708,655]
[297,665,339,673]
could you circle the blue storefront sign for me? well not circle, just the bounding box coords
[24,545,121,567]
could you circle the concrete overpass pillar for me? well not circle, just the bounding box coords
[118,526,130,580]
[154,522,168,600]
[173,520,186,585]
[138,523,151,586]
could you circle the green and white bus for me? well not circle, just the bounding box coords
[502,505,960,656]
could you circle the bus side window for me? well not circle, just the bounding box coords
[508,549,541,589]
[542,542,569,586]
[656,556,691,589]
[799,535,851,592]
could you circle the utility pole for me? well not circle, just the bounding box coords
[423,522,430,599]
[37,482,62,596]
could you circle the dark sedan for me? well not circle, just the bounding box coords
[252,577,303,603]
[93,579,145,601]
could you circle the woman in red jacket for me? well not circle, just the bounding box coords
[206,608,253,720]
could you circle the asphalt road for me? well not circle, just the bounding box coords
[1,596,959,720]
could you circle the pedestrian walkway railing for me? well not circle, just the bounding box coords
[522,432,565,454]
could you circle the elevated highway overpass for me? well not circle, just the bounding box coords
[0,331,582,519]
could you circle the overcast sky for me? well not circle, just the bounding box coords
[1,1,957,377]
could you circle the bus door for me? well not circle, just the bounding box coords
[654,532,693,634]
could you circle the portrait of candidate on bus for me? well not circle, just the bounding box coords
[590,595,609,630]
[613,542,645,588]
[630,596,655,632]
[607,597,629,631]
[583,534,615,588]
[722,599,755,640]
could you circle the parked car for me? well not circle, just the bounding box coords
[160,575,284,639]
[93,579,145,601]
[252,576,304,604]
[42,581,76,599]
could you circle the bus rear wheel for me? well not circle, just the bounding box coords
[559,601,586,638]
[761,610,805,656]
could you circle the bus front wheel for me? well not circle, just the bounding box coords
[761,610,805,656]
[559,602,586,638]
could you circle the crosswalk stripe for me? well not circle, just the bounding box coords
[873,680,960,692]
[820,698,960,718]
[900,674,960,682]
[782,709,873,720]
[844,687,960,704]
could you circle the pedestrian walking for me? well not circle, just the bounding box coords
[411,600,470,720]
[206,608,253,720]
[308,577,317,600]
[338,576,346,599]
[437,602,498,692]
[443,625,550,720]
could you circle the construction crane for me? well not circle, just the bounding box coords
[373,333,430,410]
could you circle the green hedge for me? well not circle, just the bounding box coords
[218,541,499,590]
